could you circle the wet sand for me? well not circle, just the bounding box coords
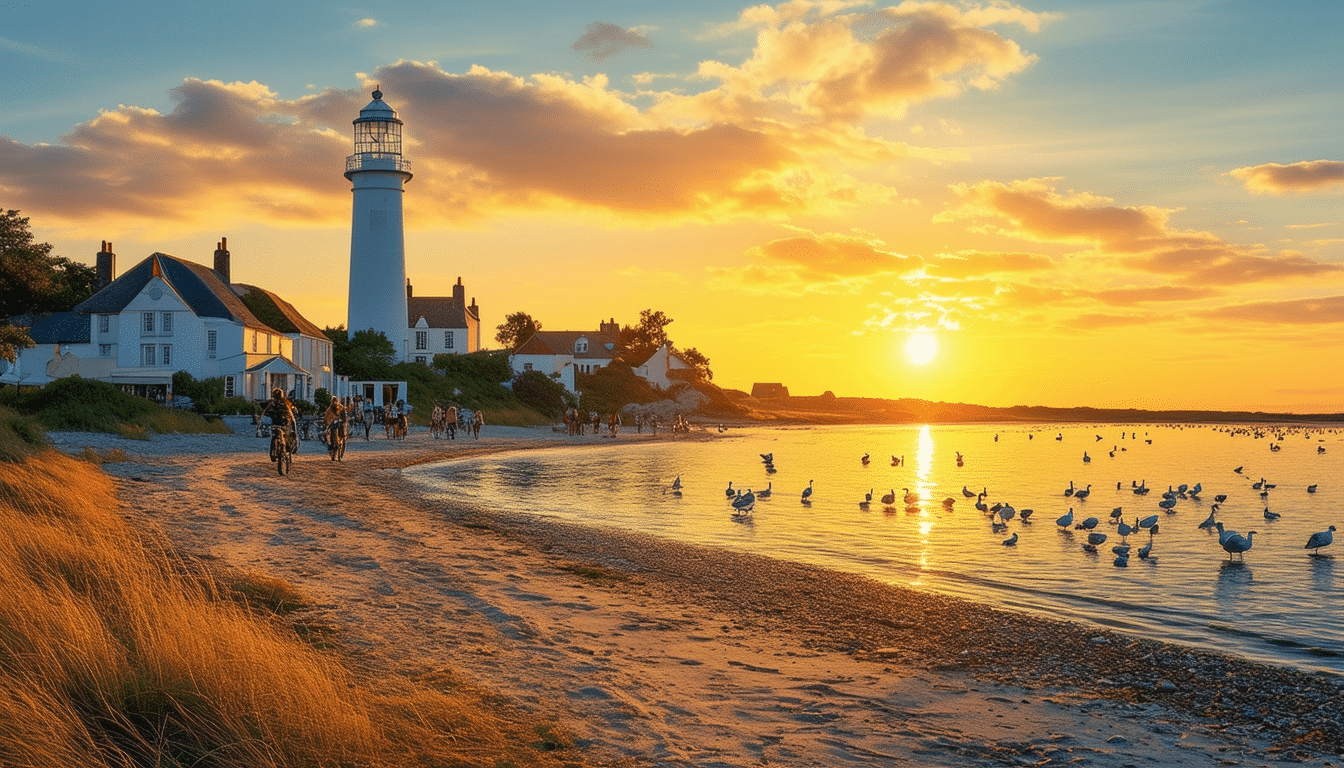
[48,423,1344,767]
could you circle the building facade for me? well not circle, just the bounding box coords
[0,240,335,403]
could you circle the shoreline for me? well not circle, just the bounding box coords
[48,425,1344,766]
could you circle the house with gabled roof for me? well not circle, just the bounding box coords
[509,318,622,393]
[0,239,335,404]
[405,277,481,364]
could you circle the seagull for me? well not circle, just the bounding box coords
[1222,530,1256,561]
[1002,532,1018,546]
[1214,522,1236,546]
[801,480,814,503]
[1305,525,1335,554]
[1056,508,1075,528]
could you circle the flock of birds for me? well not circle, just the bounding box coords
[671,427,1338,568]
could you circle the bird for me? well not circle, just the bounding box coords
[724,481,735,498]
[1074,484,1092,501]
[1138,514,1159,530]
[1113,553,1130,567]
[757,482,772,498]
[999,505,1016,523]
[1137,539,1154,560]
[1305,526,1335,554]
[1112,544,1132,556]
[1263,507,1281,521]
[1214,494,1228,503]
[903,487,918,505]
[731,489,756,514]
[1222,530,1256,561]
[861,453,870,465]
[859,488,872,509]
[1019,508,1034,522]
[1307,484,1318,494]
[801,480,814,503]
[1077,516,1100,531]
[1197,509,1217,530]
[1083,451,1091,463]
[962,485,976,498]
[671,475,682,491]
[760,452,773,463]
[1002,532,1018,546]
[881,489,897,506]
[1109,507,1124,521]
[1117,519,1134,540]
[1087,531,1108,547]
[1056,508,1074,528]
[1064,480,1075,497]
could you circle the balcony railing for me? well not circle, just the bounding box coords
[345,153,412,174]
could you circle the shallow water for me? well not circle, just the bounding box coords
[405,423,1344,675]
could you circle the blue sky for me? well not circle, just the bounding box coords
[4,1,1343,410]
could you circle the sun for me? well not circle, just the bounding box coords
[905,332,938,365]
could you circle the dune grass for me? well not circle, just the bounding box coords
[0,452,585,768]
[0,377,231,437]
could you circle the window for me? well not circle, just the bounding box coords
[99,315,110,333]
[161,312,173,334]
[141,344,155,366]
[99,344,112,358]
[444,331,454,349]
[207,330,217,358]
[251,331,257,352]
[142,312,154,334]
[224,376,235,398]
[415,331,427,350]
[575,337,588,353]
[523,362,533,371]
[415,355,427,364]
[161,345,172,366]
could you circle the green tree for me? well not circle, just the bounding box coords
[676,346,713,381]
[0,210,98,362]
[495,311,541,350]
[324,326,397,380]
[0,210,96,318]
[511,370,570,418]
[617,309,672,363]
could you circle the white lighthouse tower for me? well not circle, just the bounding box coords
[345,88,412,358]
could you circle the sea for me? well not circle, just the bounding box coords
[403,423,1344,676]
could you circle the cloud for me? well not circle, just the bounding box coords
[1229,160,1344,194]
[746,230,913,277]
[1203,295,1344,324]
[354,18,379,29]
[943,178,1342,286]
[924,250,1053,279]
[682,1,1052,123]
[572,21,654,61]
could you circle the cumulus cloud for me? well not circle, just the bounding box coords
[746,230,912,276]
[1229,160,1344,194]
[354,18,379,29]
[680,1,1052,123]
[942,178,1342,286]
[572,21,654,61]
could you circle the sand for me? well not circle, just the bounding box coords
[47,421,1342,767]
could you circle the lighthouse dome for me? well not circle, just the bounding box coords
[354,89,402,125]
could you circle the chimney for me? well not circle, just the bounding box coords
[406,278,413,298]
[452,276,465,303]
[95,241,116,291]
[213,237,230,284]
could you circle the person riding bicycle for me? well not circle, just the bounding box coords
[261,387,298,454]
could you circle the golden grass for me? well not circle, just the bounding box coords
[0,452,585,768]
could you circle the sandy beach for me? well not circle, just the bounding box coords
[46,421,1343,767]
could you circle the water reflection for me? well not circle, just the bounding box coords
[1309,554,1336,592]
[1214,561,1254,613]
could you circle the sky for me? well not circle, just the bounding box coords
[3,0,1343,412]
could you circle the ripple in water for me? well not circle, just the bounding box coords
[405,423,1344,675]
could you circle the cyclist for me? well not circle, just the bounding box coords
[261,387,298,454]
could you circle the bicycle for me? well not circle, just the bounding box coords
[327,418,347,462]
[269,423,296,476]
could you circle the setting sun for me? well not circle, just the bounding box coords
[905,332,938,365]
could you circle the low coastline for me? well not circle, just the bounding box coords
[47,424,1344,766]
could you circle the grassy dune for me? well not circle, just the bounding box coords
[0,452,582,768]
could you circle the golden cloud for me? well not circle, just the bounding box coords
[1203,295,1344,324]
[944,178,1342,286]
[1229,160,1344,195]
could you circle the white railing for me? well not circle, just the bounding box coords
[345,154,412,173]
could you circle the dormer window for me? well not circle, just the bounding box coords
[575,336,589,354]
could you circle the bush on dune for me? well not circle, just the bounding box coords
[0,452,584,768]
[0,378,230,436]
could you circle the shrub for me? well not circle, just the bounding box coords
[313,388,332,410]
[512,370,570,418]
[0,377,229,435]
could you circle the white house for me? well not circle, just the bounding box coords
[0,240,335,404]
[508,319,693,394]
[406,277,481,364]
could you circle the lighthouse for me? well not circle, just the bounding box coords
[345,88,412,358]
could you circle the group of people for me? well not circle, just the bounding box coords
[257,388,439,461]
